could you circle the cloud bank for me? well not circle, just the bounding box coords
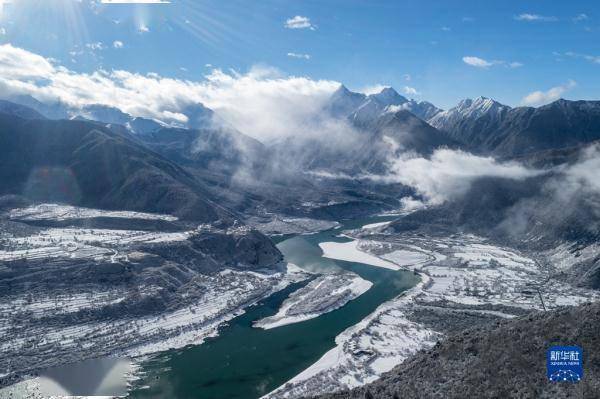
[0,44,341,142]
[370,148,540,205]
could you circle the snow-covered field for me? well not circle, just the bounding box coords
[0,204,306,393]
[0,227,190,262]
[0,263,308,375]
[319,240,399,270]
[251,216,340,235]
[360,221,390,230]
[266,232,599,398]
[7,203,178,222]
[254,272,372,329]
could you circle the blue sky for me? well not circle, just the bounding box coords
[0,0,598,109]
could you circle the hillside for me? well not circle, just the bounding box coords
[318,301,600,399]
[0,113,232,222]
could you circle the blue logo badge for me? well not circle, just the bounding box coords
[547,346,583,382]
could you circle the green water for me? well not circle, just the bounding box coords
[128,216,419,399]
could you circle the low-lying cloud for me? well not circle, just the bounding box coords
[499,143,600,238]
[0,44,341,142]
[365,148,541,205]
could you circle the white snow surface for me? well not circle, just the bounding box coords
[360,221,390,229]
[319,240,400,270]
[254,272,372,329]
[266,232,599,399]
[7,203,178,221]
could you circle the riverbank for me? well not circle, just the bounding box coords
[264,228,599,398]
[126,215,419,399]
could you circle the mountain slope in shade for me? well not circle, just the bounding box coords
[0,100,46,120]
[491,99,600,156]
[361,109,456,154]
[270,109,455,176]
[135,124,268,177]
[4,94,70,119]
[320,301,600,399]
[0,114,232,222]
[429,98,600,157]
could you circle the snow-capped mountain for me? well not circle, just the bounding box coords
[428,97,600,156]
[126,117,167,135]
[385,100,441,121]
[427,96,511,136]
[368,87,409,106]
[325,85,369,117]
[329,85,442,124]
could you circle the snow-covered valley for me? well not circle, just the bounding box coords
[265,228,599,398]
[1,204,598,399]
[0,204,304,394]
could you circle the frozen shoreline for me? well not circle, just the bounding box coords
[254,272,372,330]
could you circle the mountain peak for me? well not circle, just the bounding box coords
[455,96,509,115]
[369,87,408,106]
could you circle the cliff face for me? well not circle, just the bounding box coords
[318,301,600,399]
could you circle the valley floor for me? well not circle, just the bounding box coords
[1,204,598,399]
[264,227,598,399]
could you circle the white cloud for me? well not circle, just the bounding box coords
[463,56,523,69]
[284,16,315,30]
[514,13,558,22]
[0,44,54,80]
[562,51,600,64]
[368,148,539,205]
[86,42,105,51]
[113,40,124,49]
[101,1,170,3]
[441,26,451,31]
[573,13,588,22]
[0,44,341,142]
[403,86,420,96]
[462,56,494,68]
[287,52,311,60]
[138,24,149,33]
[359,84,388,95]
[559,144,600,195]
[403,74,411,81]
[521,80,577,106]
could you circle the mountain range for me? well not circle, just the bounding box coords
[430,97,600,157]
[1,85,600,399]
[2,87,600,239]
